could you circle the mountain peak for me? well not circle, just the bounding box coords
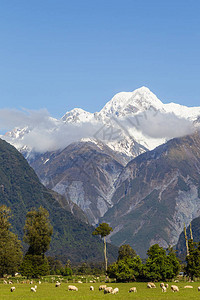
[62,108,94,123]
[133,86,151,93]
[99,86,163,118]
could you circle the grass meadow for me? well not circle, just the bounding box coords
[1,281,200,300]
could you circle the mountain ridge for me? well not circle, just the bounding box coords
[2,87,199,159]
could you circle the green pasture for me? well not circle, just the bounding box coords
[1,282,200,300]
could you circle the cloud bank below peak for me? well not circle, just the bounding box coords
[0,104,197,154]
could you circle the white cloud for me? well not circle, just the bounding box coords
[0,107,196,154]
[120,110,195,139]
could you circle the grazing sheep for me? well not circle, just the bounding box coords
[90,286,94,291]
[184,285,193,288]
[10,287,15,292]
[147,282,156,288]
[171,285,179,292]
[68,285,78,291]
[160,283,165,288]
[78,281,83,284]
[198,286,200,291]
[129,287,137,293]
[165,284,169,288]
[31,287,36,292]
[112,287,119,294]
[3,280,7,284]
[174,280,179,283]
[162,286,167,292]
[55,282,61,287]
[35,285,37,290]
[9,281,13,284]
[99,285,107,291]
[104,287,113,294]
[38,281,41,284]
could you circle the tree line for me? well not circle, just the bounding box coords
[0,205,199,281]
[0,205,52,278]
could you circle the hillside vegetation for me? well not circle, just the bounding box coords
[0,138,118,263]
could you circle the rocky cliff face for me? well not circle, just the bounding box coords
[29,140,124,224]
[101,132,200,257]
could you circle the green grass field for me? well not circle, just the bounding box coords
[1,282,200,300]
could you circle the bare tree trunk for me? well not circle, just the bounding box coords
[104,237,108,272]
[184,223,189,256]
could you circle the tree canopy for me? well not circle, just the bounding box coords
[92,223,113,238]
[185,239,200,280]
[23,206,53,256]
[143,244,180,281]
[21,206,53,278]
[108,255,143,282]
[0,205,23,277]
[118,244,136,261]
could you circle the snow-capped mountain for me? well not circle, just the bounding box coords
[3,87,200,159]
[2,87,200,257]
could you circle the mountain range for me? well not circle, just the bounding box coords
[0,138,118,263]
[2,87,200,257]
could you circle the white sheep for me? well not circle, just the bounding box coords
[55,282,61,287]
[38,281,41,284]
[198,286,200,291]
[35,285,37,290]
[78,280,82,284]
[90,286,94,291]
[147,282,156,288]
[112,287,119,294]
[165,283,169,288]
[3,280,7,284]
[129,287,137,293]
[99,285,107,291]
[31,287,36,292]
[184,285,193,288]
[68,285,78,291]
[10,287,15,292]
[171,285,179,292]
[104,287,113,294]
[160,282,165,288]
[162,286,167,292]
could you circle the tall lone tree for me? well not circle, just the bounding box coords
[0,205,23,277]
[21,206,53,278]
[93,222,113,272]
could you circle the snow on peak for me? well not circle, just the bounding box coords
[4,86,200,159]
[62,108,94,123]
[98,86,163,119]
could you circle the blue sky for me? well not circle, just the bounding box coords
[0,0,199,118]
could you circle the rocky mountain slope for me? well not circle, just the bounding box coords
[0,138,118,263]
[29,140,125,224]
[101,132,200,257]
